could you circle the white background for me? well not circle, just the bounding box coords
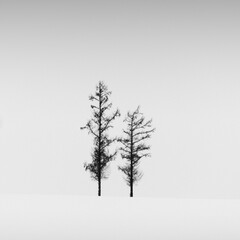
[0,0,240,198]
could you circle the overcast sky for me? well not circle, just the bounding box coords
[0,0,240,198]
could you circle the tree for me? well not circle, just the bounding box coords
[81,81,120,196]
[118,106,155,197]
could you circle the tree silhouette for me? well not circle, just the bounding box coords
[118,107,155,197]
[81,81,120,196]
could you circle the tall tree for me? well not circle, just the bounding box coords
[81,81,120,196]
[118,106,155,197]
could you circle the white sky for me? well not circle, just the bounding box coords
[0,0,240,198]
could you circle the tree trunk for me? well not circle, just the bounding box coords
[130,155,133,197]
[130,125,133,197]
[98,83,102,197]
[98,177,101,196]
[130,181,133,197]
[98,147,101,197]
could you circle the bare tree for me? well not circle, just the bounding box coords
[81,81,120,196]
[118,106,155,197]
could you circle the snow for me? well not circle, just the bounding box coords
[0,195,240,240]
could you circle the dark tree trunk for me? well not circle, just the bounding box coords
[130,154,133,197]
[130,153,133,197]
[98,145,101,196]
[130,181,133,197]
[98,83,102,197]
[98,177,101,196]
[130,127,133,197]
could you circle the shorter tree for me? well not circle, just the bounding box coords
[118,106,155,197]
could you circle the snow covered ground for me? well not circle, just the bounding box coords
[0,195,240,240]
